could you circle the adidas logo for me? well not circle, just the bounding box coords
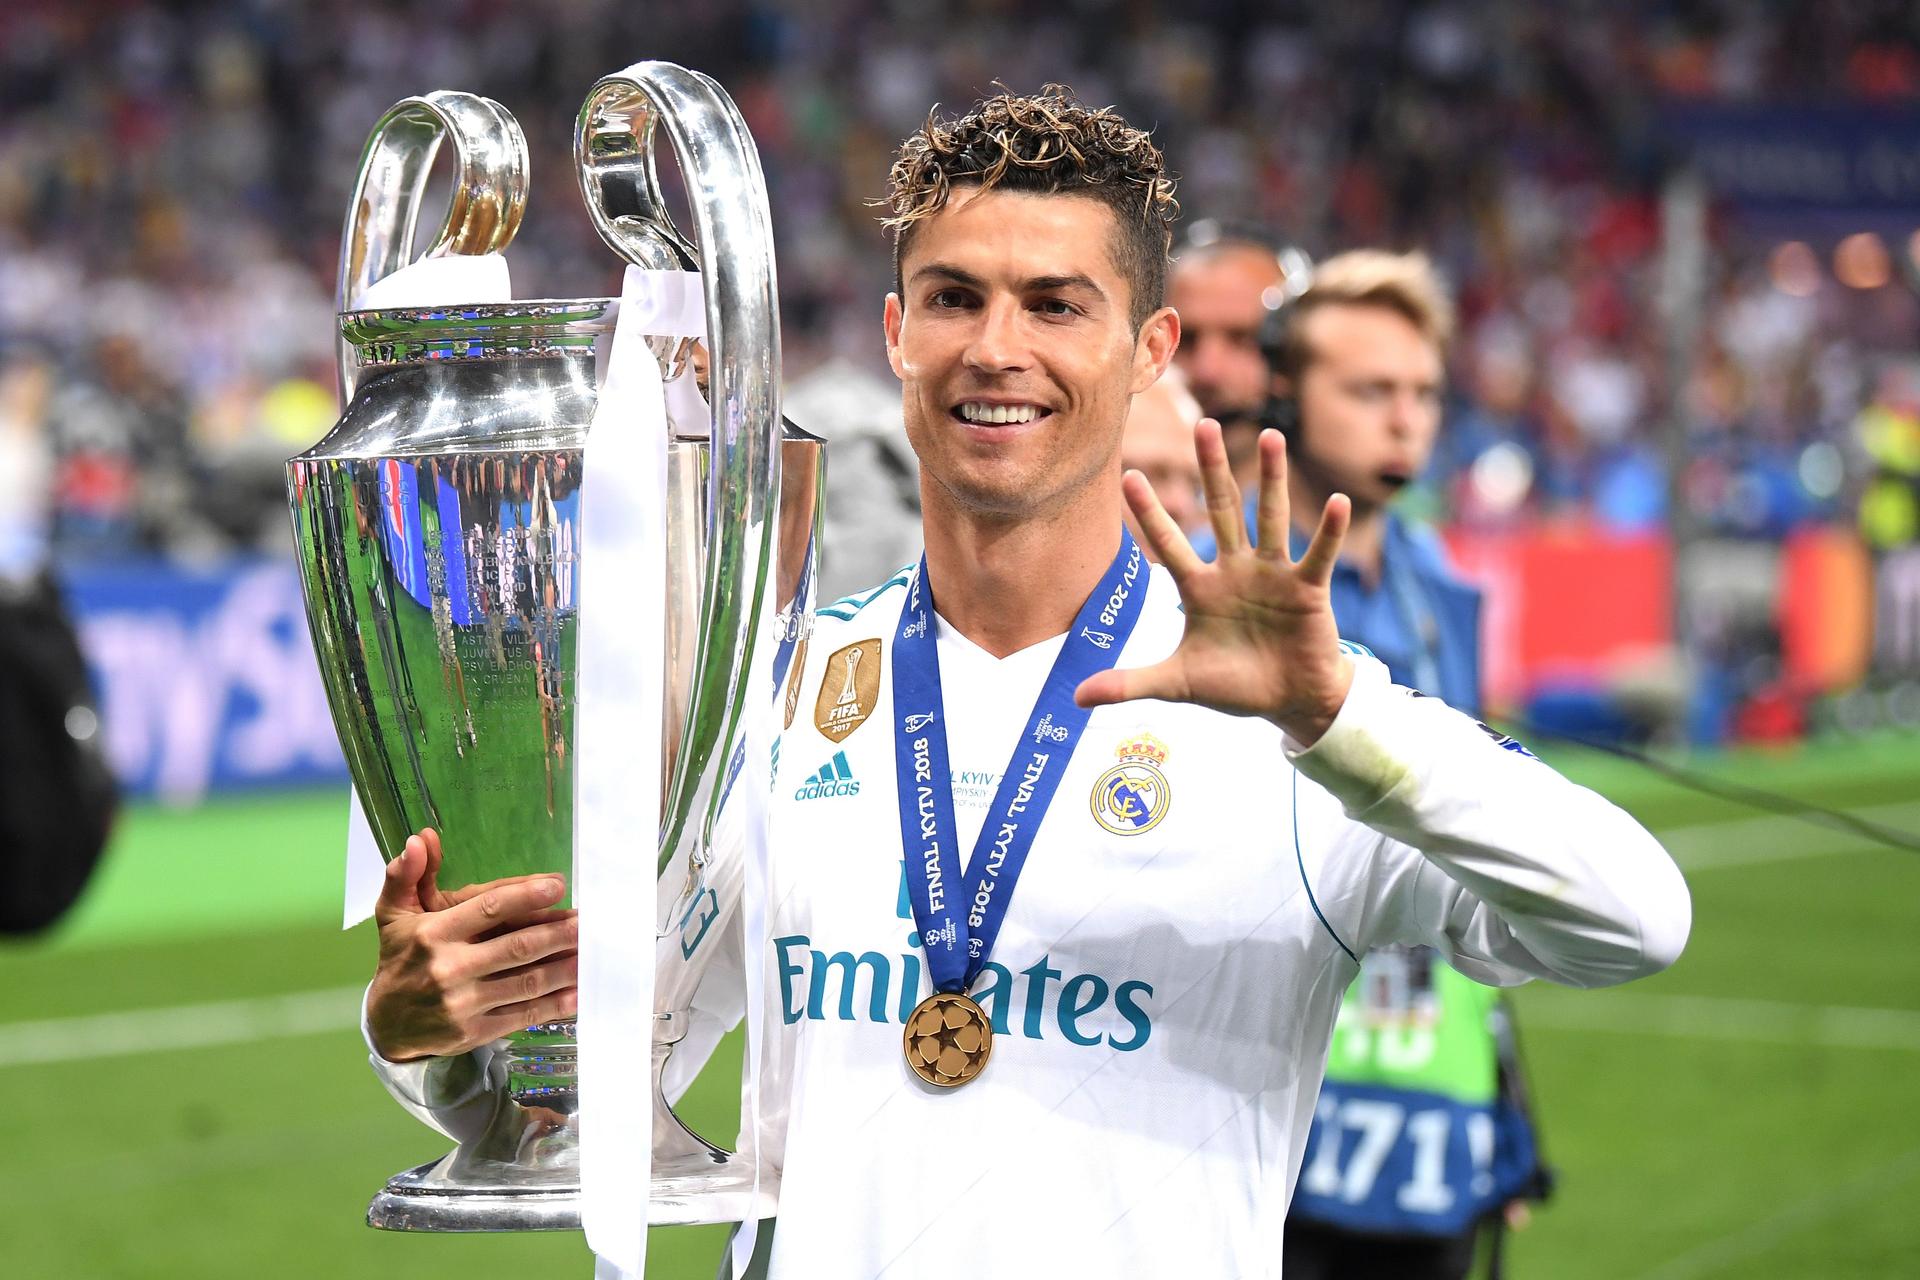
[794,750,861,800]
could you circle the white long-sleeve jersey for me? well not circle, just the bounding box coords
[370,564,1689,1278]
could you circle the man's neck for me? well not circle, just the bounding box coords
[1288,469,1386,585]
[920,480,1124,658]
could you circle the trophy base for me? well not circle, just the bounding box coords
[368,1158,580,1232]
[368,1024,771,1232]
[367,1150,767,1232]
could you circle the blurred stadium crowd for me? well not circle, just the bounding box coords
[4,0,1920,571]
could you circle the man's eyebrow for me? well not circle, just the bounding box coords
[908,263,988,289]
[907,264,1107,300]
[1024,273,1105,298]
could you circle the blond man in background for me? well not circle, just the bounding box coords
[1188,247,1553,1280]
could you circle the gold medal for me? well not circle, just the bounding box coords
[903,992,993,1088]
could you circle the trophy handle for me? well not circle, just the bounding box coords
[338,90,529,311]
[574,65,782,877]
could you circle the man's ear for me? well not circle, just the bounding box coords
[883,292,906,381]
[1130,305,1180,395]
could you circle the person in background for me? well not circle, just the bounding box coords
[1188,248,1551,1280]
[1119,365,1205,546]
[1193,248,1481,713]
[1168,221,1306,494]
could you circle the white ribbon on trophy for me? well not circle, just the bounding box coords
[578,264,773,1280]
[340,253,514,929]
[576,265,674,1280]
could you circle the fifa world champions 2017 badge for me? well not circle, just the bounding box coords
[815,637,882,741]
[1091,732,1172,835]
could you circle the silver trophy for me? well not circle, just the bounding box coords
[288,68,821,1231]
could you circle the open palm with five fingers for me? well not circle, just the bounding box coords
[1075,419,1356,746]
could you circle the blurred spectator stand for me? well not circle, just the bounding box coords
[8,1,1920,763]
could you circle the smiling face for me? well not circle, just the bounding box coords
[884,187,1178,524]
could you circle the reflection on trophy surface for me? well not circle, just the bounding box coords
[287,69,820,1232]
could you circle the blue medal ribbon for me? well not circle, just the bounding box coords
[891,529,1148,994]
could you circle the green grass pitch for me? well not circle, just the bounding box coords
[5,733,1918,1277]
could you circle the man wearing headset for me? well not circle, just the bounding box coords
[1196,247,1481,709]
[1188,246,1548,1279]
[1167,221,1305,494]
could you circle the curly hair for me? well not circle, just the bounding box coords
[881,85,1180,330]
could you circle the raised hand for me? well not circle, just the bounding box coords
[1075,420,1355,745]
[366,827,579,1062]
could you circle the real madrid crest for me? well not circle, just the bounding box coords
[814,637,882,741]
[1090,732,1172,836]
